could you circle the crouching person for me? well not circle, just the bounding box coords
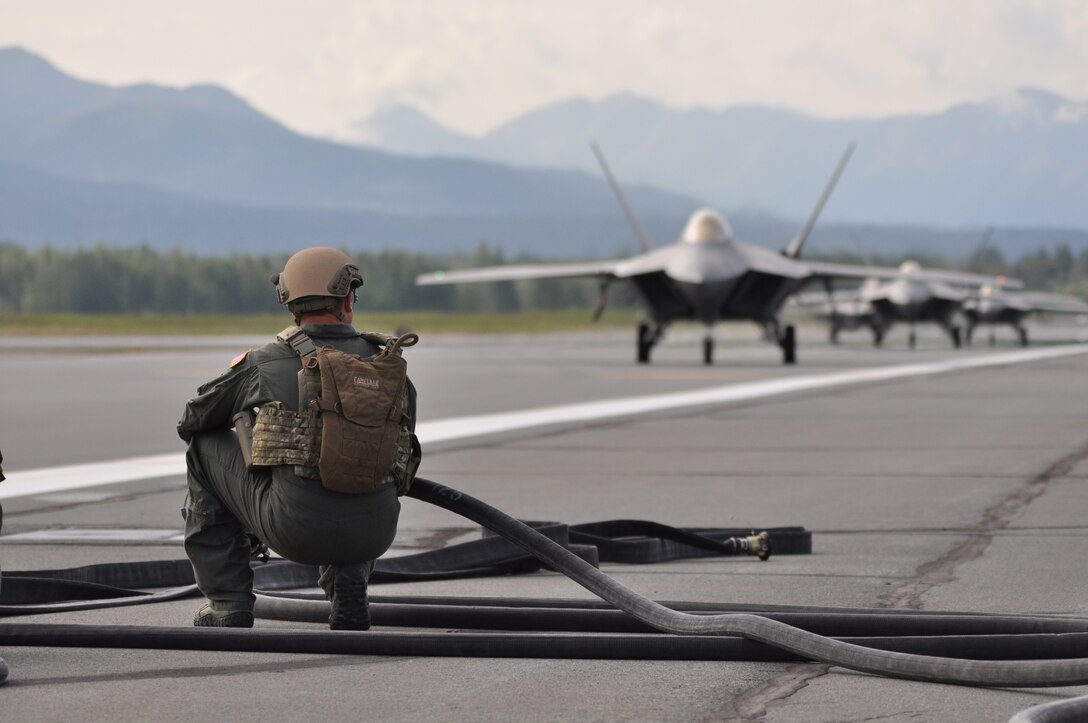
[178,248,420,630]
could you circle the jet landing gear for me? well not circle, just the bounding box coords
[870,312,888,348]
[764,320,796,365]
[636,323,663,364]
[967,324,1029,347]
[779,325,797,365]
[637,323,652,363]
[700,324,716,365]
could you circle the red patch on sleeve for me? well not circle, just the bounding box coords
[229,350,250,368]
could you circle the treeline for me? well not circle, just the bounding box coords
[0,243,606,314]
[1,242,1086,315]
[973,244,1088,294]
[799,243,1088,297]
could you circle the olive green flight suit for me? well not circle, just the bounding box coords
[178,322,417,612]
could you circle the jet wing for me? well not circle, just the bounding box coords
[735,242,810,279]
[801,260,908,281]
[802,261,1025,289]
[907,269,1024,289]
[790,289,869,307]
[788,290,879,324]
[415,260,621,286]
[1018,292,1088,314]
[614,245,688,279]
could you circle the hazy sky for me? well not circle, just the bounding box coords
[2,0,1086,137]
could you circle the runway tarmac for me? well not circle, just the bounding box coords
[3,326,1088,722]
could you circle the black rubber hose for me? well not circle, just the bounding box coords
[0,623,794,661]
[490,520,805,559]
[360,593,1084,624]
[6,478,1088,687]
[23,557,1088,637]
[5,623,1088,665]
[567,520,775,558]
[254,597,1088,659]
[289,591,1088,634]
[7,559,197,589]
[407,477,1088,687]
[1008,695,1088,723]
[0,579,198,615]
[256,593,1088,637]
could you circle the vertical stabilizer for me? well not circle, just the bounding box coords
[965,226,995,271]
[784,143,855,259]
[590,141,655,252]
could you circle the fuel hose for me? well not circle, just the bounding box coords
[1008,694,1088,723]
[3,477,1088,690]
[408,477,1088,687]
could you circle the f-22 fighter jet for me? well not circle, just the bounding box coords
[801,228,1025,348]
[416,143,968,365]
[963,284,1088,346]
[815,261,1024,349]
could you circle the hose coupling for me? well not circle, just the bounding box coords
[742,532,771,561]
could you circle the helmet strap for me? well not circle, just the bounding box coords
[288,296,346,323]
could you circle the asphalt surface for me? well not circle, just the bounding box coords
[3,322,1088,722]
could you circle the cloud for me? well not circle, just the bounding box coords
[1,0,1085,135]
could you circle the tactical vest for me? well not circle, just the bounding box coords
[248,327,421,495]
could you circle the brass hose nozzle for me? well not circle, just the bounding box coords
[743,532,771,561]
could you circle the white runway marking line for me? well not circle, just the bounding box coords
[2,344,1085,502]
[1,453,186,501]
[2,528,185,542]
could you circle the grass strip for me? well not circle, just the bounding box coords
[0,310,638,337]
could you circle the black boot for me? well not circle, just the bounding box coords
[193,603,254,628]
[329,568,371,631]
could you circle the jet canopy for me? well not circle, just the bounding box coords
[681,209,734,245]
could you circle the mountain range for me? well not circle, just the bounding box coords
[1,46,1086,260]
[343,89,1088,229]
[0,47,691,225]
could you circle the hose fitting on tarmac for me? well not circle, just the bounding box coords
[742,532,771,561]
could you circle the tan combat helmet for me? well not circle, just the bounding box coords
[272,247,364,321]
